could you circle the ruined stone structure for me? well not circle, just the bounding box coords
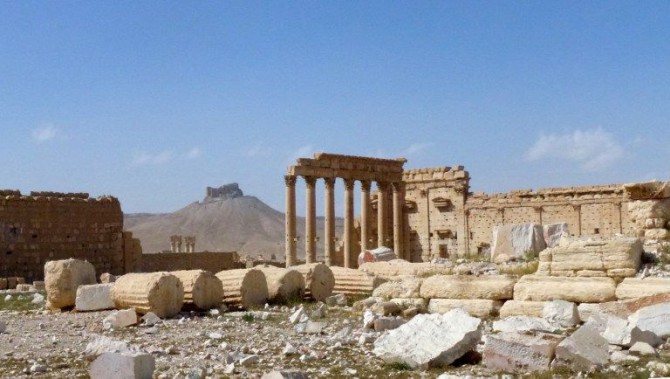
[285,153,407,268]
[0,190,142,282]
[169,235,195,253]
[205,183,244,202]
[285,153,670,266]
[141,251,242,273]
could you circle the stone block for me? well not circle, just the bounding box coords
[602,315,660,347]
[373,276,423,300]
[629,303,670,338]
[543,300,579,328]
[420,275,516,300]
[555,323,609,371]
[373,309,482,369]
[44,258,96,310]
[513,275,616,303]
[330,266,386,296]
[491,224,546,263]
[484,332,563,372]
[112,272,184,318]
[616,278,670,300]
[370,301,402,316]
[0,278,6,290]
[358,260,453,279]
[358,246,396,266]
[100,273,116,283]
[15,284,31,292]
[577,293,670,321]
[543,223,569,248]
[103,309,138,330]
[499,300,545,317]
[492,316,559,334]
[76,283,115,312]
[427,299,502,318]
[389,297,427,311]
[89,352,155,379]
[32,281,45,291]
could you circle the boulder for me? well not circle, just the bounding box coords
[373,309,482,369]
[171,270,223,310]
[483,332,563,372]
[373,276,423,299]
[112,272,184,318]
[83,335,132,360]
[358,260,453,279]
[216,268,268,309]
[513,275,616,303]
[491,224,545,263]
[103,309,138,330]
[616,278,670,300]
[358,246,396,266]
[292,263,334,301]
[420,275,516,300]
[428,299,502,318]
[543,300,579,328]
[75,284,115,312]
[330,266,386,296]
[255,266,305,303]
[543,223,569,248]
[602,315,660,347]
[555,323,609,371]
[629,341,657,356]
[89,352,155,379]
[498,300,545,318]
[44,258,96,309]
[628,303,670,338]
[577,293,670,321]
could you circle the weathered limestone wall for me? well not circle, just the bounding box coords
[0,191,128,282]
[141,252,242,273]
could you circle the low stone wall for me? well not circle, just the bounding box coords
[141,252,242,273]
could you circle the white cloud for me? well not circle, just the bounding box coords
[132,150,173,166]
[185,147,202,160]
[525,128,624,171]
[401,142,434,157]
[32,125,58,143]
[244,142,272,158]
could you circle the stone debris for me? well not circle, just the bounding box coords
[492,316,559,334]
[420,275,516,300]
[554,323,609,371]
[628,302,670,338]
[615,277,670,300]
[483,332,563,372]
[543,222,569,248]
[75,283,115,312]
[358,246,396,266]
[428,299,503,318]
[171,270,223,310]
[44,258,97,310]
[542,300,579,328]
[373,316,405,332]
[112,272,184,318]
[491,223,546,263]
[89,351,155,379]
[513,275,617,303]
[216,268,269,309]
[291,263,335,301]
[373,309,482,369]
[325,293,347,306]
[255,265,305,303]
[140,312,162,327]
[372,276,423,299]
[261,370,308,379]
[602,315,660,347]
[498,300,545,318]
[296,320,327,334]
[103,308,138,330]
[288,306,307,324]
[32,292,45,304]
[329,266,386,296]
[363,309,378,329]
[83,335,133,360]
[629,341,657,356]
[370,301,402,316]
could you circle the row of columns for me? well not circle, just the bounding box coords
[285,175,404,268]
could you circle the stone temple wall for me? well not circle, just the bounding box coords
[0,191,142,282]
[141,251,242,272]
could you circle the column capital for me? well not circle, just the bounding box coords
[304,176,317,188]
[343,178,355,190]
[323,177,336,188]
[377,181,390,191]
[360,180,371,192]
[391,182,404,193]
[284,175,297,186]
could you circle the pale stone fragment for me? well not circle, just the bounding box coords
[112,272,184,318]
[492,316,559,334]
[44,258,96,310]
[372,276,423,300]
[513,275,616,303]
[629,341,657,356]
[100,273,116,284]
[420,275,516,300]
[555,324,609,371]
[602,315,660,347]
[103,309,138,330]
[491,224,546,263]
[543,223,569,248]
[543,300,579,328]
[261,371,308,379]
[628,303,670,338]
[373,309,482,369]
[389,297,427,311]
[578,293,670,321]
[358,246,396,266]
[83,335,132,360]
[483,332,563,372]
[76,283,115,312]
[499,300,545,317]
[373,317,406,332]
[89,352,155,379]
[616,278,670,300]
[358,260,453,279]
[428,299,502,318]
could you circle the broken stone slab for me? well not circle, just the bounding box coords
[363,309,378,329]
[543,223,569,248]
[498,300,545,317]
[140,312,162,327]
[492,316,560,334]
[83,335,133,360]
[628,303,670,338]
[483,332,563,372]
[578,293,670,321]
[325,293,347,306]
[44,258,97,310]
[89,352,155,379]
[103,309,138,330]
[554,323,609,371]
[491,223,546,263]
[602,315,660,347]
[75,283,115,312]
[352,296,380,311]
[513,275,616,303]
[372,276,423,299]
[615,278,670,300]
[296,321,327,334]
[427,299,502,318]
[390,297,427,311]
[373,308,482,369]
[261,371,308,379]
[370,301,402,316]
[373,317,406,332]
[358,260,453,279]
[288,307,307,324]
[420,275,516,300]
[358,246,396,266]
[542,300,579,328]
[630,341,657,356]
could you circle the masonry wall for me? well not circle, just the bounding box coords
[0,191,129,282]
[141,252,242,273]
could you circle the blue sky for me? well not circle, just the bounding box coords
[1,1,669,214]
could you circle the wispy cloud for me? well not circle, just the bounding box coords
[184,147,202,160]
[401,142,434,157]
[132,150,173,166]
[32,125,58,143]
[525,128,624,171]
[244,141,272,158]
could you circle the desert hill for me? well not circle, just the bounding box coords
[124,183,342,261]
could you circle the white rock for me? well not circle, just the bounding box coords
[363,309,378,329]
[288,307,306,324]
[89,352,155,379]
[32,293,45,304]
[261,371,308,379]
[628,303,670,338]
[543,223,569,248]
[555,323,609,370]
[629,341,657,356]
[310,303,327,319]
[610,350,639,363]
[491,224,546,263]
[30,363,47,373]
[602,315,660,347]
[373,309,482,369]
[492,316,559,334]
[325,293,347,306]
[76,283,115,312]
[282,343,298,356]
[239,354,259,366]
[543,300,579,327]
[140,312,162,327]
[484,332,563,372]
[83,335,132,360]
[103,309,138,330]
[208,332,224,339]
[4,295,12,301]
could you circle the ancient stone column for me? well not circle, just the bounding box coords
[392,182,404,259]
[176,236,183,253]
[377,182,389,248]
[170,235,180,253]
[343,179,355,268]
[285,175,297,267]
[305,176,317,264]
[360,180,371,252]
[324,177,336,266]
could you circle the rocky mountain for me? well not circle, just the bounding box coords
[124,184,342,261]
